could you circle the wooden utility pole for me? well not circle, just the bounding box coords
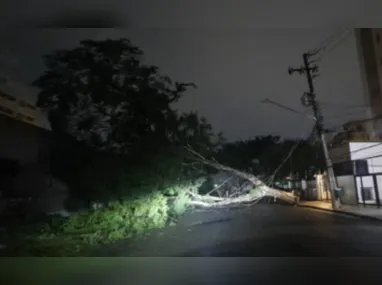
[288,52,339,209]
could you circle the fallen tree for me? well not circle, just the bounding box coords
[185,146,296,208]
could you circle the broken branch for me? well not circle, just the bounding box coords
[183,146,296,208]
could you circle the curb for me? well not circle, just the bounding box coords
[299,204,382,222]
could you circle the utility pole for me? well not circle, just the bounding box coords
[288,52,339,209]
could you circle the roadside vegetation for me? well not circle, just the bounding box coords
[1,37,322,256]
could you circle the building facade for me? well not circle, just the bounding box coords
[355,28,382,138]
[327,136,382,207]
[0,78,52,196]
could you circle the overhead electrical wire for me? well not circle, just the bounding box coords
[330,142,382,162]
[322,110,382,161]
[309,28,349,55]
[324,109,368,121]
[265,122,317,186]
[319,101,370,128]
[312,29,353,63]
[325,29,353,51]
[346,151,382,162]
[320,101,369,109]
[302,29,380,169]
[324,112,382,130]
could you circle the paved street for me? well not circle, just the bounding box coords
[95,204,382,257]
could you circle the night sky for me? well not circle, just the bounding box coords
[1,0,382,141]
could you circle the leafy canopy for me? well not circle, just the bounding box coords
[33,38,224,202]
[34,38,222,156]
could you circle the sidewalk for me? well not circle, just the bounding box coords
[299,201,382,221]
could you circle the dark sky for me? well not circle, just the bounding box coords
[1,0,381,140]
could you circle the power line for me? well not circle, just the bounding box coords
[324,109,367,121]
[309,28,349,54]
[324,29,352,53]
[265,123,317,186]
[320,101,369,109]
[349,151,382,162]
[331,142,382,161]
[348,143,382,155]
[326,115,382,127]
[262,98,316,121]
[322,105,371,124]
[314,29,353,63]
[323,115,382,149]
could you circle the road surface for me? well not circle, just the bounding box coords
[95,204,382,256]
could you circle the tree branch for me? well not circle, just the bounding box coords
[184,146,263,186]
[183,145,297,208]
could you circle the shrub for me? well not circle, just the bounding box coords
[172,191,190,216]
[62,191,168,241]
[3,191,169,256]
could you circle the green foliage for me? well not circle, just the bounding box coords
[163,178,205,216]
[34,37,222,205]
[33,37,222,157]
[172,192,190,216]
[11,37,224,256]
[63,192,168,238]
[3,192,170,256]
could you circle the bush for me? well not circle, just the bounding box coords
[171,191,190,216]
[4,138,207,256]
[3,191,169,256]
[163,178,205,217]
[63,191,168,238]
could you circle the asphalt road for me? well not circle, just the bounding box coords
[96,204,382,257]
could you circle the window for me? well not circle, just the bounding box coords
[354,160,369,175]
[361,187,373,200]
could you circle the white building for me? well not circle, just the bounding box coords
[328,137,382,206]
[349,142,382,205]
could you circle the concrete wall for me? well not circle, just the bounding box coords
[336,175,358,205]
